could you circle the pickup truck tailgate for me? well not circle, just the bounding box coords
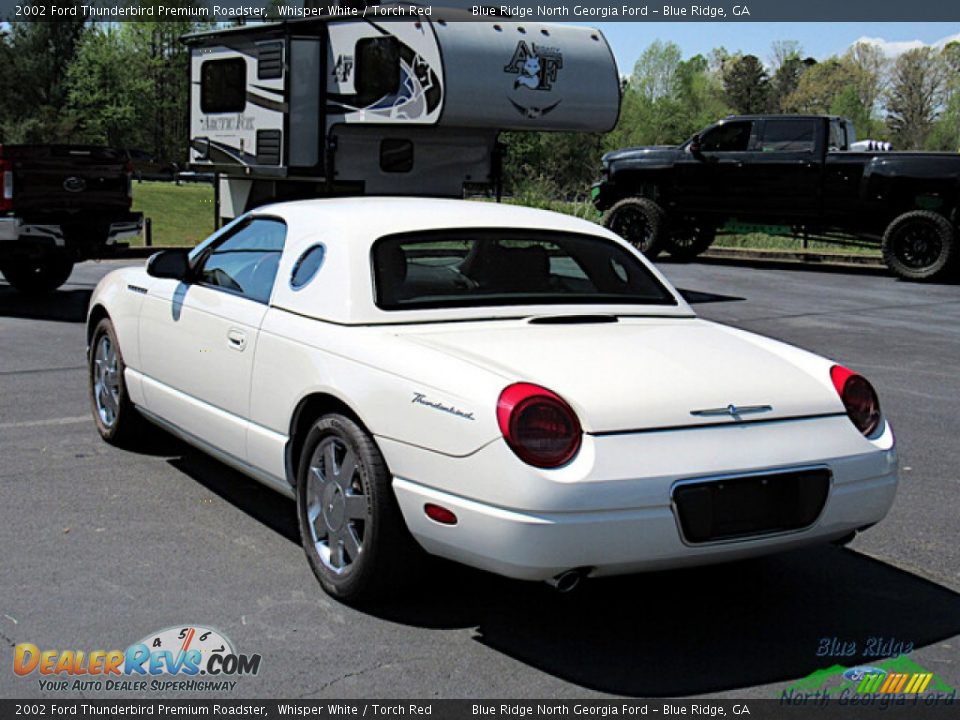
[3,145,131,213]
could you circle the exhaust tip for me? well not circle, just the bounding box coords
[546,569,585,593]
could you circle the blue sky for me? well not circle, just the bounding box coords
[588,22,960,74]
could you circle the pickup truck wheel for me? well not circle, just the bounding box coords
[0,257,74,294]
[602,197,666,258]
[88,318,148,447]
[663,224,716,261]
[297,413,420,604]
[882,211,957,281]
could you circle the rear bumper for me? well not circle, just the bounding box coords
[383,416,898,581]
[393,468,897,581]
[0,212,142,251]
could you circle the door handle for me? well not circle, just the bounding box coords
[227,328,247,351]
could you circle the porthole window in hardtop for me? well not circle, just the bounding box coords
[290,243,326,290]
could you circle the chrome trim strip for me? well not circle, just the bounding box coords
[690,404,773,418]
[591,412,845,437]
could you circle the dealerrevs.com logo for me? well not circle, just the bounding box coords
[13,625,261,693]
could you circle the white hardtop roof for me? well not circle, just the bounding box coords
[253,197,692,325]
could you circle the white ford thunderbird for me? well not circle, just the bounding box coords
[87,198,897,600]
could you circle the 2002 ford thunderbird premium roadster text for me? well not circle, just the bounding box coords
[86,198,898,600]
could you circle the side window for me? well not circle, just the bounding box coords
[290,244,326,290]
[201,58,247,114]
[699,121,753,152]
[829,120,847,151]
[354,37,400,105]
[197,218,286,304]
[760,119,816,153]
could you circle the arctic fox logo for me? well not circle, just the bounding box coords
[504,41,562,91]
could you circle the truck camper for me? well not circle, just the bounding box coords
[183,7,621,223]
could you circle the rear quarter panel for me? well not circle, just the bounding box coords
[247,309,507,482]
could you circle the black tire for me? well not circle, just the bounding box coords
[0,257,75,294]
[881,211,957,281]
[602,197,666,258]
[296,413,420,603]
[88,318,148,447]
[663,222,716,261]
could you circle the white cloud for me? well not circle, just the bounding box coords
[851,32,960,58]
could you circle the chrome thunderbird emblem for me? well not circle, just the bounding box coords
[690,404,773,420]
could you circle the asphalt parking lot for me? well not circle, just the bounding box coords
[1,259,958,699]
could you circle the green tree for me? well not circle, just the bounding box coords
[844,42,888,116]
[722,54,770,114]
[65,27,152,148]
[631,40,683,102]
[886,47,946,149]
[0,2,87,142]
[121,16,203,163]
[926,42,960,150]
[783,58,847,113]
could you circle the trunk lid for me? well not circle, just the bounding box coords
[399,317,841,433]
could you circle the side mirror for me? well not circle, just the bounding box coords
[689,134,703,157]
[146,249,191,281]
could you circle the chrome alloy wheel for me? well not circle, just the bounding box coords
[93,334,121,428]
[305,437,370,574]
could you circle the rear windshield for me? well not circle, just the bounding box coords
[371,229,676,311]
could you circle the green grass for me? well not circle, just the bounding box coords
[505,197,882,256]
[713,232,881,256]
[131,181,215,247]
[131,182,881,257]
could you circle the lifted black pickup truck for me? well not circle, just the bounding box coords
[593,115,960,281]
[0,144,143,293]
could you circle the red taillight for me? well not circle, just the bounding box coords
[424,503,457,525]
[831,365,881,436]
[497,382,582,468]
[0,152,12,213]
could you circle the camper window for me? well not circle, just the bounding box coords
[380,139,414,173]
[355,37,400,104]
[201,58,247,114]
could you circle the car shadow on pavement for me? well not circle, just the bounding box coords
[0,285,92,323]
[168,450,301,544]
[470,551,960,696]
[166,445,960,697]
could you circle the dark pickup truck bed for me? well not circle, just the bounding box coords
[0,144,143,293]
[593,115,960,281]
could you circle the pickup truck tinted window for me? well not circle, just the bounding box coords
[372,230,676,310]
[700,121,752,152]
[760,119,816,153]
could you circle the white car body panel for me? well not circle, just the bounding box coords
[87,198,898,583]
[139,280,269,459]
